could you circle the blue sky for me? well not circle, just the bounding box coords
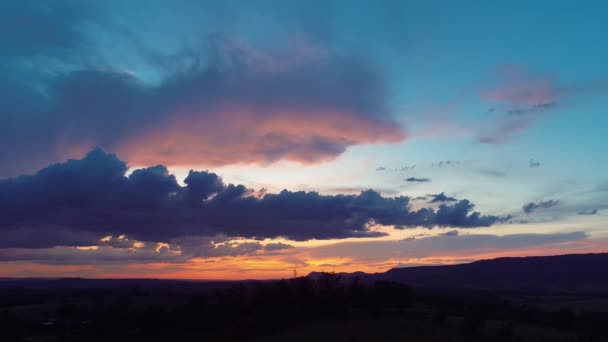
[0,0,606,278]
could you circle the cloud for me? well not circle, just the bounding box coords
[477,66,562,144]
[507,101,558,116]
[0,232,296,265]
[522,199,559,214]
[0,149,509,248]
[0,1,411,177]
[375,165,416,172]
[0,0,93,61]
[1,40,405,176]
[481,66,560,107]
[320,186,401,196]
[578,209,599,215]
[439,230,459,236]
[478,101,557,144]
[427,192,457,203]
[308,231,590,262]
[264,242,294,252]
[529,158,541,168]
[0,245,184,265]
[431,160,458,168]
[405,177,430,182]
[478,65,608,144]
[476,168,507,178]
[595,182,608,192]
[478,118,533,144]
[478,102,558,144]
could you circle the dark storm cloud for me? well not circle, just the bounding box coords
[405,177,430,182]
[0,150,509,248]
[427,192,458,203]
[522,200,559,214]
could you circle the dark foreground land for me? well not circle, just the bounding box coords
[2,253,608,342]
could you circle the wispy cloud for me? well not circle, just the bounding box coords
[405,177,430,183]
[522,199,559,214]
[529,158,541,168]
[478,66,608,144]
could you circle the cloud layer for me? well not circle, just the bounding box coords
[0,1,407,177]
[0,149,509,249]
[1,41,404,176]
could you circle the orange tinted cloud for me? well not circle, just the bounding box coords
[0,36,407,177]
[118,106,405,167]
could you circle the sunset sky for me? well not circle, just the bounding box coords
[1,0,607,279]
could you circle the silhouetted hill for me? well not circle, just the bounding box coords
[310,253,608,292]
[3,254,608,341]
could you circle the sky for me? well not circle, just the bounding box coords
[1,0,607,279]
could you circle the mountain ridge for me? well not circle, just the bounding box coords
[308,252,608,292]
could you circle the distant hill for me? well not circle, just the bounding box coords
[3,253,607,293]
[309,253,608,292]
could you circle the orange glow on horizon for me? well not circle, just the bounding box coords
[1,238,606,280]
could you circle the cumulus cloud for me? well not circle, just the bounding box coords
[405,177,430,182]
[522,200,559,214]
[0,149,509,248]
